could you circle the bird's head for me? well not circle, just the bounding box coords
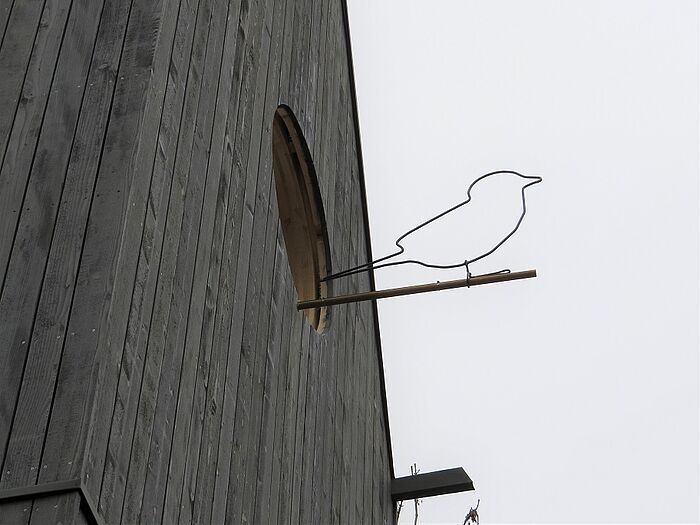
[466,170,542,200]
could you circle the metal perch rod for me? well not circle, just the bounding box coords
[297,269,537,310]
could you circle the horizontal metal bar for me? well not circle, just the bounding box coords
[298,269,537,310]
[392,467,474,501]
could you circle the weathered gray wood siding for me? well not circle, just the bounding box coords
[0,0,394,523]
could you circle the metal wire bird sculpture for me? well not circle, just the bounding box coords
[322,170,543,283]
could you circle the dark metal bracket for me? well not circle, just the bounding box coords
[391,467,474,501]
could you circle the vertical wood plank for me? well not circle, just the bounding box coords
[0,0,46,200]
[0,497,32,525]
[341,93,361,525]
[0,0,136,519]
[350,156,366,524]
[317,7,342,521]
[157,0,232,514]
[275,307,304,524]
[308,0,332,521]
[327,12,347,525]
[209,0,271,520]
[331,55,352,525]
[0,1,18,53]
[292,2,318,523]
[176,2,246,517]
[34,0,182,520]
[239,192,280,522]
[302,0,322,156]
[267,0,300,521]
[255,0,296,521]
[213,0,274,519]
[0,0,71,288]
[108,1,209,522]
[255,226,293,525]
[237,0,287,520]
[319,0,340,248]
[311,0,329,185]
[142,0,230,523]
[354,318,368,521]
[158,1,243,524]
[289,323,311,524]
[82,4,185,522]
[181,0,264,513]
[219,0,276,516]
[222,0,278,513]
[94,0,197,521]
[0,0,73,468]
[363,312,376,520]
[0,0,104,487]
[0,0,106,500]
[28,491,83,525]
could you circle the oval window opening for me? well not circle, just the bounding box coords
[272,105,331,333]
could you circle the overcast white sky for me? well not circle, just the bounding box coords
[347,1,699,523]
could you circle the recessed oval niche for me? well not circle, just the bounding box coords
[272,105,331,333]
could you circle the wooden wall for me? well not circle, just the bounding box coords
[0,0,394,523]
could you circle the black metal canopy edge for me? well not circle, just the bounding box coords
[391,467,475,502]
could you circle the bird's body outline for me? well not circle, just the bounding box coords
[322,170,542,282]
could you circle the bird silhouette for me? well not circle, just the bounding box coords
[323,170,542,281]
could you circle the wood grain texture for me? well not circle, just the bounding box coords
[252,222,290,525]
[36,0,181,523]
[94,0,193,520]
[295,1,322,522]
[209,0,269,520]
[0,0,106,491]
[0,0,48,236]
[224,0,278,518]
[0,0,395,523]
[28,491,83,525]
[112,1,206,522]
[137,0,228,520]
[0,1,17,56]
[285,6,312,524]
[166,2,243,523]
[0,0,72,474]
[218,0,273,521]
[237,0,286,520]
[306,2,329,521]
[307,3,337,514]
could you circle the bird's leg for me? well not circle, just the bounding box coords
[464,260,472,287]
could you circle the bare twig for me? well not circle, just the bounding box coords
[411,463,420,525]
[396,500,404,522]
[463,499,480,525]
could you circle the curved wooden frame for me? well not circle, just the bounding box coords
[272,105,331,333]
